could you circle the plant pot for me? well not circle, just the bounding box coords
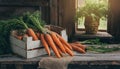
[84,16,99,34]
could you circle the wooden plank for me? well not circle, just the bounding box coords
[0,7,39,20]
[58,0,63,26]
[57,0,76,37]
[0,64,7,69]
[15,64,23,69]
[0,1,49,7]
[0,54,120,65]
[0,54,43,64]
[11,44,47,58]
[108,0,120,40]
[41,6,50,24]
[10,35,42,50]
[75,31,112,39]
[50,0,58,25]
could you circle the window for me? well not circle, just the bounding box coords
[76,0,108,31]
[74,0,112,39]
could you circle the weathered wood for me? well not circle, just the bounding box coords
[49,0,76,38]
[1,44,120,65]
[0,0,49,7]
[0,54,43,64]
[50,0,58,25]
[58,0,76,38]
[1,54,120,65]
[108,0,120,40]
[15,64,23,69]
[0,6,39,20]
[71,54,120,65]
[75,31,112,39]
[0,0,50,23]
[0,64,7,69]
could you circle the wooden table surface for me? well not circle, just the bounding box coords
[0,53,120,65]
[1,44,120,69]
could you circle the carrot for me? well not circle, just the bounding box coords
[36,33,41,40]
[41,34,51,56]
[55,32,72,50]
[45,34,61,58]
[70,44,85,53]
[19,18,38,41]
[57,48,63,57]
[64,44,74,56]
[27,28,38,40]
[15,35,23,40]
[50,32,66,53]
[70,43,86,50]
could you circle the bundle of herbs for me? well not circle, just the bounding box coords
[81,39,120,53]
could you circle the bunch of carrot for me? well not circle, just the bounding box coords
[12,11,86,58]
[40,32,87,58]
[40,32,74,58]
[70,42,86,54]
[29,13,87,58]
[12,18,39,41]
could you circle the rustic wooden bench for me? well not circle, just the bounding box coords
[0,53,120,69]
[1,44,120,69]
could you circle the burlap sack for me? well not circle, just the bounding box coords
[38,56,73,69]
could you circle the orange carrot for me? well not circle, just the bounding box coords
[50,32,66,53]
[27,28,38,40]
[70,44,85,53]
[70,43,86,50]
[15,35,23,40]
[64,44,74,56]
[45,34,61,58]
[36,33,41,40]
[58,48,63,57]
[41,34,51,56]
[55,32,72,50]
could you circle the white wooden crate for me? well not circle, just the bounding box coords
[11,43,47,58]
[10,36,42,50]
[10,25,68,58]
[10,35,47,58]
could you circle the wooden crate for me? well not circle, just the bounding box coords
[10,25,68,58]
[10,35,46,58]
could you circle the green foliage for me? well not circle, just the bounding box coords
[81,38,106,45]
[81,38,120,53]
[87,46,120,53]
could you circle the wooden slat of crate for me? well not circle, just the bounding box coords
[10,36,41,50]
[11,44,47,58]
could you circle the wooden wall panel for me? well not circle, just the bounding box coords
[108,0,120,39]
[0,7,38,19]
[0,0,50,23]
[50,0,76,39]
[59,0,76,38]
[50,0,58,25]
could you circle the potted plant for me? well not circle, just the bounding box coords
[76,0,108,34]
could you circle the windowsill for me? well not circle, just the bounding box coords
[74,31,112,39]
